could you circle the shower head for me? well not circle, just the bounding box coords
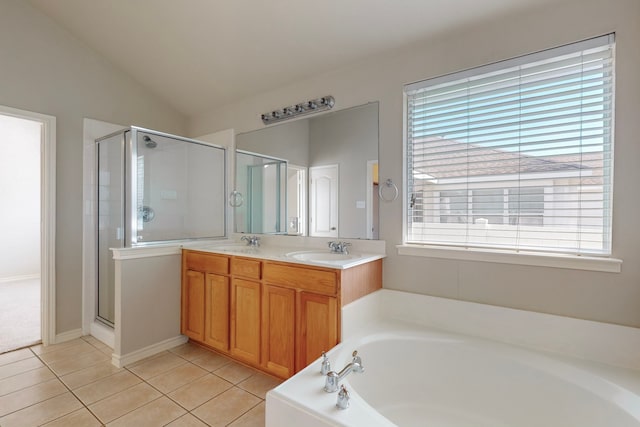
[142,135,158,149]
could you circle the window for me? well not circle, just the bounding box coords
[405,35,614,255]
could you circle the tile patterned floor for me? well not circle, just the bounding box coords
[0,337,282,426]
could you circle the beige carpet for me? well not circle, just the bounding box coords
[0,278,40,353]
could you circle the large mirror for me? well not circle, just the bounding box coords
[234,150,287,235]
[235,102,379,239]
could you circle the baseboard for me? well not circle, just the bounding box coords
[90,321,115,348]
[0,274,40,284]
[54,328,83,345]
[111,335,188,368]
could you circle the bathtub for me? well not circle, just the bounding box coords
[266,289,640,427]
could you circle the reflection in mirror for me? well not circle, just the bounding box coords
[235,150,287,234]
[235,102,379,239]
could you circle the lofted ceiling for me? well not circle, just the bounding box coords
[30,0,555,117]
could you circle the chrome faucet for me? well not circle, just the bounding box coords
[328,241,351,254]
[324,350,364,393]
[320,351,331,375]
[336,385,350,410]
[241,235,260,247]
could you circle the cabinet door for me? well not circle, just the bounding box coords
[230,278,261,365]
[262,284,295,378]
[182,269,205,341]
[204,273,230,352]
[297,292,338,371]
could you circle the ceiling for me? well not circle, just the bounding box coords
[30,0,555,117]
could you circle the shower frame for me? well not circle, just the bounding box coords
[95,126,228,327]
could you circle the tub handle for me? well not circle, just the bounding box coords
[351,351,364,373]
[336,385,350,410]
[320,351,331,375]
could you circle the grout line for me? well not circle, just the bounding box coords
[25,349,104,426]
[226,399,264,426]
[0,378,68,419]
[3,340,277,427]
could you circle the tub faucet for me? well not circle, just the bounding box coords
[324,350,364,393]
[320,351,331,375]
[241,235,260,247]
[328,241,351,254]
[336,385,350,410]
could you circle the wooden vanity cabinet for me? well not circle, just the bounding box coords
[298,291,338,369]
[181,249,382,379]
[230,258,262,365]
[230,278,261,365]
[181,251,230,344]
[261,284,296,378]
[204,273,229,351]
[262,262,340,372]
[182,269,206,341]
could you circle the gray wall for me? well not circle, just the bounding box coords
[190,0,640,328]
[116,255,182,356]
[237,119,309,166]
[309,103,378,239]
[0,1,186,335]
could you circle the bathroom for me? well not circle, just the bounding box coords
[1,0,640,426]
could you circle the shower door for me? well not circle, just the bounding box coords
[248,162,285,233]
[235,150,287,234]
[96,132,125,326]
[95,127,226,328]
[129,128,227,245]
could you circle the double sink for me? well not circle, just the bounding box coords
[197,244,371,268]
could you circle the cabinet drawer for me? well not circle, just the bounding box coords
[232,257,261,279]
[263,263,337,295]
[184,251,229,274]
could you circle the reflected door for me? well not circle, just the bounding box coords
[235,151,287,235]
[248,162,284,234]
[309,165,338,238]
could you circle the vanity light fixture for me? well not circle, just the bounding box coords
[261,96,335,125]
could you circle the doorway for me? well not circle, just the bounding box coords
[0,106,55,352]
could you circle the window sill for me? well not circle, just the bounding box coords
[396,244,622,273]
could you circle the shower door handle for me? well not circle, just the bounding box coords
[229,190,244,207]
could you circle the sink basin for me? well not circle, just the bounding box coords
[285,251,360,264]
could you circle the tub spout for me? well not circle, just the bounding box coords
[324,350,364,393]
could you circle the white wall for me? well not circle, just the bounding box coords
[0,115,40,280]
[189,0,640,328]
[0,1,187,335]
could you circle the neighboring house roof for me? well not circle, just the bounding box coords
[412,137,603,181]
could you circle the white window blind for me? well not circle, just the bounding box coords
[405,34,614,255]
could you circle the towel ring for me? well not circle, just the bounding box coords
[378,178,398,202]
[229,190,244,207]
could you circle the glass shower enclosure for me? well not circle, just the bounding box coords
[96,127,226,326]
[234,150,287,235]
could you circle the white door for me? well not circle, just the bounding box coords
[309,165,338,237]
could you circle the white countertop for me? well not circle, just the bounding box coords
[183,242,384,270]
